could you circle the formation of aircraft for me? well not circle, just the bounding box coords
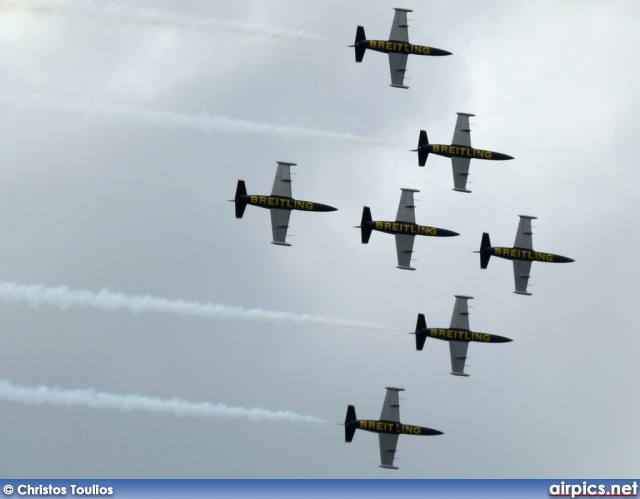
[413,113,514,192]
[350,8,452,89]
[413,295,512,377]
[234,162,337,246]
[477,216,575,295]
[356,188,459,270]
[344,387,443,469]
[228,7,576,471]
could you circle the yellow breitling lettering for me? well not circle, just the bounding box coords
[250,195,258,204]
[446,330,453,339]
[267,197,275,206]
[433,144,440,153]
[439,329,447,338]
[305,202,314,210]
[375,221,383,229]
[359,421,367,429]
[294,200,303,209]
[259,196,267,205]
[384,222,392,230]
[392,223,399,232]
[495,248,502,256]
[483,334,490,342]
[370,41,377,49]
[376,422,383,431]
[472,332,481,341]
[368,422,376,430]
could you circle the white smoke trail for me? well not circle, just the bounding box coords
[0,0,323,42]
[0,91,397,147]
[0,379,326,423]
[0,280,392,331]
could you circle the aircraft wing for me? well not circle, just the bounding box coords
[513,260,532,295]
[395,234,415,270]
[388,53,409,89]
[451,113,474,147]
[389,8,411,42]
[449,341,470,376]
[378,433,400,470]
[396,188,418,223]
[270,208,291,246]
[514,215,537,249]
[270,161,296,198]
[450,295,472,330]
[380,387,404,422]
[451,157,471,192]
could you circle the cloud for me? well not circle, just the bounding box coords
[0,379,326,423]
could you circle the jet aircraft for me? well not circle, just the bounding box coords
[477,215,575,295]
[413,295,512,377]
[356,188,459,270]
[344,387,443,470]
[234,162,337,246]
[413,113,514,192]
[350,8,452,89]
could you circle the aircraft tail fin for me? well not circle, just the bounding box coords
[354,26,367,62]
[417,130,429,166]
[345,405,357,442]
[416,313,427,351]
[480,232,491,269]
[360,207,373,244]
[234,180,248,219]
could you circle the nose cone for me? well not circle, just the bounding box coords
[493,152,514,161]
[430,47,452,56]
[423,428,444,436]
[315,203,338,212]
[438,228,460,237]
[568,258,575,263]
[492,334,513,343]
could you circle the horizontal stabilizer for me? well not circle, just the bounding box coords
[234,180,248,218]
[270,241,292,247]
[390,84,409,89]
[480,232,491,269]
[360,207,373,244]
[514,291,532,296]
[417,130,429,166]
[345,405,357,442]
[415,313,427,351]
[354,26,366,62]
[451,372,470,377]
[453,188,472,193]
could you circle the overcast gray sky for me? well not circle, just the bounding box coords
[0,0,638,478]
